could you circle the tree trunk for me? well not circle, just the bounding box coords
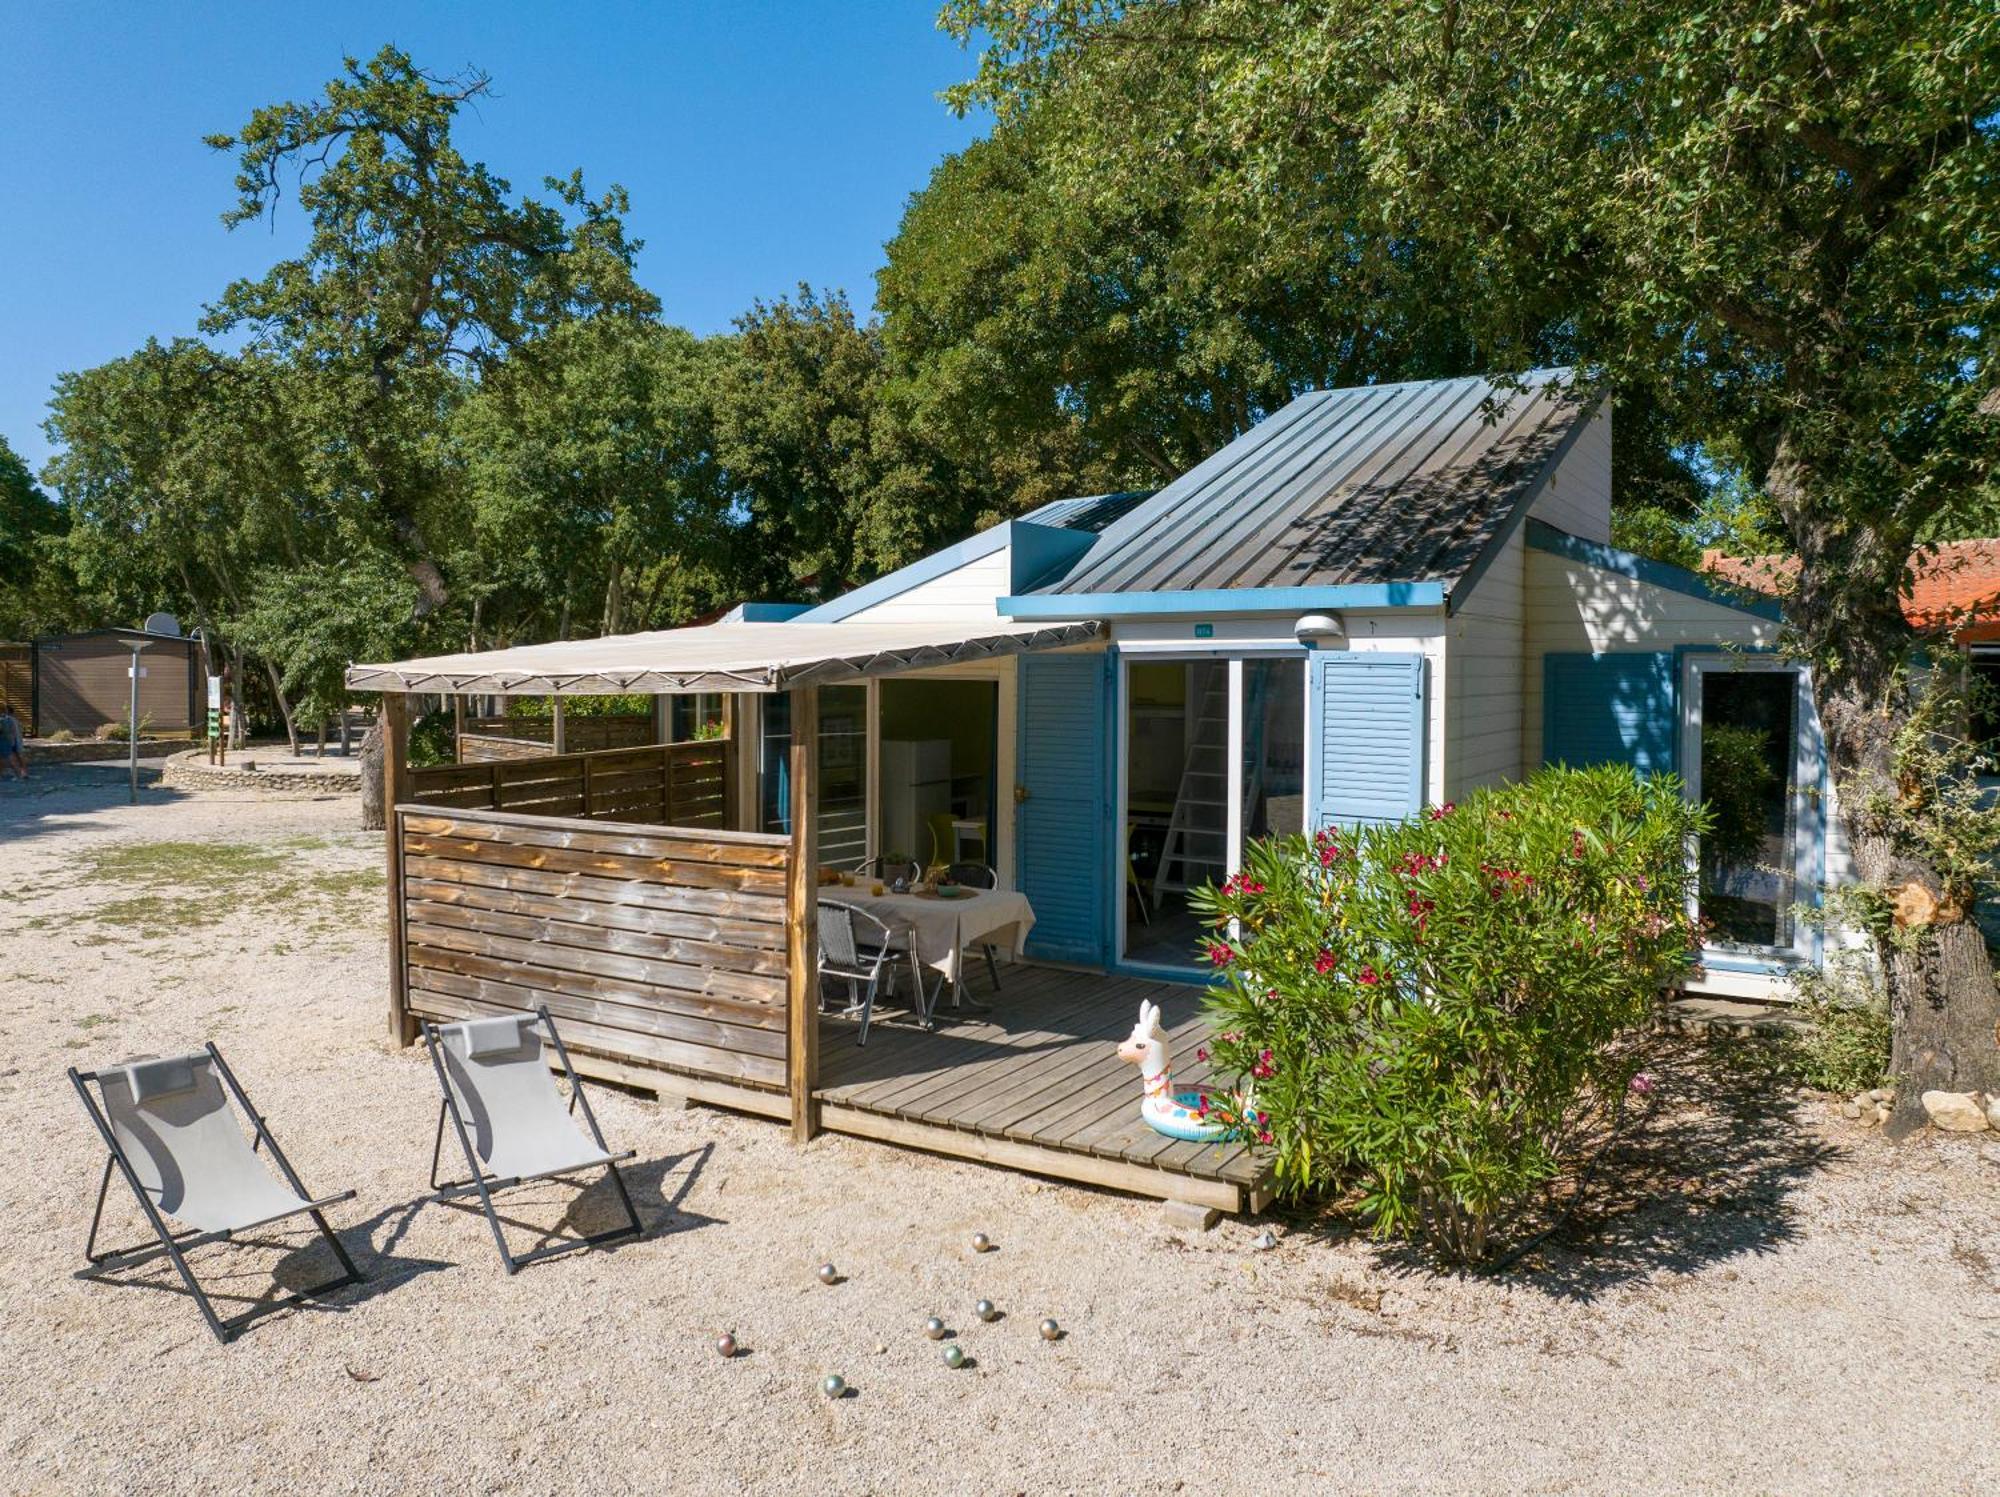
[358,716,385,831]
[228,647,246,749]
[261,658,300,755]
[1770,438,2000,1134]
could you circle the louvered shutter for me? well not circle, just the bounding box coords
[1017,652,1112,963]
[1308,652,1427,828]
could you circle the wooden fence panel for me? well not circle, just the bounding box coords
[408,738,732,830]
[395,804,791,1091]
[459,713,655,762]
[0,645,29,734]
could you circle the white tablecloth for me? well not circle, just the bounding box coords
[826,887,1036,986]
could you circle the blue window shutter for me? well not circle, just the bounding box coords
[1308,652,1426,828]
[1017,652,1111,964]
[1541,652,1677,773]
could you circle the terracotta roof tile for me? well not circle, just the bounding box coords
[1702,539,2000,641]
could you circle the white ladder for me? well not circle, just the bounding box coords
[1152,667,1230,901]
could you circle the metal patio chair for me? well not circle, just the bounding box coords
[944,861,1005,993]
[819,899,923,1043]
[423,1007,643,1274]
[67,1046,364,1345]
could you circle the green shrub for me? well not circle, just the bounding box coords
[1192,765,1706,1264]
[408,708,457,768]
[95,713,153,742]
[504,694,652,719]
[1784,955,1892,1094]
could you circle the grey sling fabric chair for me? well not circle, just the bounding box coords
[67,1046,363,1345]
[423,1007,643,1274]
[818,899,915,1043]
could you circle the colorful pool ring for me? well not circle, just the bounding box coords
[1140,1086,1234,1143]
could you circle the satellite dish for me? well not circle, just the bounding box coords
[143,612,182,638]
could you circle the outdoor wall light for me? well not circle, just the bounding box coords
[1293,612,1346,646]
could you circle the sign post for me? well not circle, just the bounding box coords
[207,675,224,765]
[119,637,154,805]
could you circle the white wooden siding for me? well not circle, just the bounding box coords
[833,548,1011,623]
[1527,400,1612,543]
[1443,527,1526,798]
[1522,548,1778,766]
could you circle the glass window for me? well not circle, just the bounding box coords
[758,692,791,836]
[816,685,869,870]
[669,692,725,741]
[1697,670,1800,949]
[756,685,871,869]
[1242,660,1306,841]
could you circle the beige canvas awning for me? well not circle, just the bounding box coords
[345,617,1105,696]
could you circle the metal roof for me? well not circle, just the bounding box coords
[345,618,1104,696]
[1020,490,1156,534]
[1031,370,1589,599]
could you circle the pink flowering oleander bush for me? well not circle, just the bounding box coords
[1190,765,1706,1264]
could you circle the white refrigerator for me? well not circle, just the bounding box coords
[880,738,953,864]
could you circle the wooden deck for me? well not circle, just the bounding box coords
[814,966,1272,1214]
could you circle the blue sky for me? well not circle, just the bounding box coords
[0,2,986,474]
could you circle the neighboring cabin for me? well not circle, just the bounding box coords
[16,628,202,739]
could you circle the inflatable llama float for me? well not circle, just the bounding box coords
[1115,999,1245,1143]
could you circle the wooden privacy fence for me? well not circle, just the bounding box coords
[458,712,655,763]
[393,806,792,1092]
[0,645,28,733]
[407,739,731,828]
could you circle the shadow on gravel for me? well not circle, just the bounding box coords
[1327,1032,1843,1300]
[0,764,189,848]
[426,1142,723,1263]
[1499,1033,1842,1299]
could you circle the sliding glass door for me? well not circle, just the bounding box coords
[1680,657,1821,968]
[1121,654,1306,971]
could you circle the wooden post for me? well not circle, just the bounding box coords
[551,696,568,755]
[451,693,465,763]
[786,686,820,1142]
[382,693,417,1047]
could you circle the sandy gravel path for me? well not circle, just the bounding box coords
[1,768,1995,1495]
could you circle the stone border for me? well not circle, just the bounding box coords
[159,749,360,795]
[24,737,191,765]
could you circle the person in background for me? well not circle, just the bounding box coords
[0,702,25,781]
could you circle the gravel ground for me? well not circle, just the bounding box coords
[2,768,1996,1496]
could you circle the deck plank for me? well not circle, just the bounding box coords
[809,963,1271,1197]
[892,990,1145,1131]
[861,978,1142,1121]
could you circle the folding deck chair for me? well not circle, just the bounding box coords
[67,1046,363,1345]
[423,1007,643,1274]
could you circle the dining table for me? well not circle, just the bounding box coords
[822,883,1037,1020]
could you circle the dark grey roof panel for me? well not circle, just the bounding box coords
[1035,369,1587,596]
[1021,489,1155,534]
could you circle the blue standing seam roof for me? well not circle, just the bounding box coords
[1031,369,1589,597]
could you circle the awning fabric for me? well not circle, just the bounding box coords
[345,618,1104,696]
